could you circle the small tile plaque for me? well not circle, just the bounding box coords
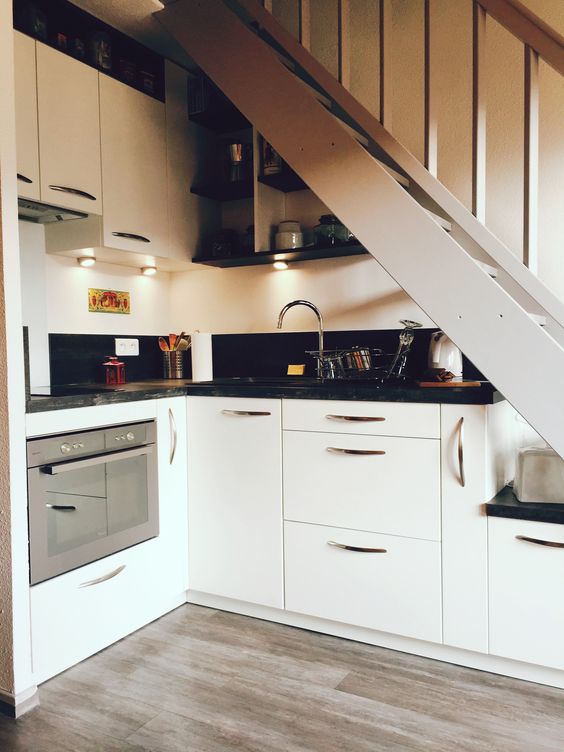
[88,288,130,314]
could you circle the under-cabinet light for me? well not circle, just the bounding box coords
[273,261,289,271]
[77,256,96,268]
[141,266,157,276]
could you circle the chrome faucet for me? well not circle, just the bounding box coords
[277,300,324,377]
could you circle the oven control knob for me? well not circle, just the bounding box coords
[60,443,72,454]
[126,432,135,441]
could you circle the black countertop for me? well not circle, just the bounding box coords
[486,485,564,525]
[26,377,503,413]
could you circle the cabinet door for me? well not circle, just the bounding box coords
[100,75,169,257]
[186,396,283,607]
[14,32,40,200]
[157,397,189,594]
[489,517,564,671]
[36,43,102,213]
[285,521,442,643]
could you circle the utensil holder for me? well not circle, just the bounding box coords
[163,351,184,379]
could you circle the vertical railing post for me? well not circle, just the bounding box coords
[472,0,487,222]
[299,0,311,50]
[380,0,393,129]
[524,44,539,273]
[338,0,351,89]
[424,0,438,176]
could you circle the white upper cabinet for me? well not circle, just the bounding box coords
[14,31,40,201]
[36,42,102,214]
[99,74,169,257]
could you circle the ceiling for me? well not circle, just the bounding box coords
[69,0,195,69]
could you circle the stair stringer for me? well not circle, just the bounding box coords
[157,0,564,457]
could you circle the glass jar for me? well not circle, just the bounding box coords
[313,214,350,247]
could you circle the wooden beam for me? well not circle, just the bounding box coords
[338,0,350,89]
[479,0,564,78]
[523,44,539,273]
[379,0,393,130]
[299,0,310,50]
[424,0,438,176]
[472,1,487,222]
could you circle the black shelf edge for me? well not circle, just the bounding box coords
[189,108,251,134]
[190,180,254,202]
[192,244,368,269]
[258,170,307,193]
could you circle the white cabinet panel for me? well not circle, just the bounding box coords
[14,32,40,200]
[285,521,442,643]
[283,430,440,540]
[99,75,169,257]
[282,399,440,438]
[186,396,283,607]
[36,42,102,213]
[441,404,489,653]
[489,517,564,671]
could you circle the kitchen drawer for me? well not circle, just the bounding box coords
[30,534,183,684]
[282,399,440,438]
[285,521,442,643]
[489,517,564,671]
[283,431,440,540]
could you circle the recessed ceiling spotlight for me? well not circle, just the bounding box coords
[273,261,289,271]
[141,266,157,276]
[77,256,96,267]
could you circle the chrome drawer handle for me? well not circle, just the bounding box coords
[328,540,387,553]
[49,184,96,201]
[17,173,33,184]
[221,410,272,417]
[112,231,151,243]
[516,535,564,549]
[46,504,76,511]
[326,414,386,422]
[79,565,126,588]
[457,417,466,487]
[168,407,177,465]
[327,447,386,456]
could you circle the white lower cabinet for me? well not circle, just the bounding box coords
[284,521,442,643]
[30,399,188,683]
[489,517,564,671]
[186,396,283,608]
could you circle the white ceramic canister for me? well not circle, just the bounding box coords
[275,220,303,250]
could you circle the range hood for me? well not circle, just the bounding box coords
[18,198,88,224]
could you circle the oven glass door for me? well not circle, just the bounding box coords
[29,445,158,585]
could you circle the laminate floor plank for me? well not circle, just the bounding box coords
[1,604,563,751]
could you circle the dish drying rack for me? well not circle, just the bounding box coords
[307,320,422,381]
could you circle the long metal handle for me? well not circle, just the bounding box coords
[79,564,126,588]
[221,410,272,417]
[327,447,386,456]
[41,445,153,475]
[326,414,386,422]
[457,417,466,487]
[516,535,564,549]
[48,184,96,201]
[328,540,387,553]
[17,173,33,184]
[169,407,177,465]
[46,504,76,511]
[112,231,151,243]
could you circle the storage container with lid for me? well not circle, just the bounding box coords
[514,445,564,504]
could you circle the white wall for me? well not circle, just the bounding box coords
[170,256,433,334]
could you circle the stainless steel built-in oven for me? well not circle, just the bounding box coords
[27,421,158,585]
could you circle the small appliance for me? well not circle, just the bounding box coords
[428,331,463,380]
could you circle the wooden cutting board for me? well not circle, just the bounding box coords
[416,380,482,388]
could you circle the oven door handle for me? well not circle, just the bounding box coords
[40,445,153,475]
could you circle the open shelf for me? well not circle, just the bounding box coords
[192,243,368,269]
[258,169,307,193]
[190,179,254,202]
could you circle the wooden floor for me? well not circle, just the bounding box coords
[1,604,564,751]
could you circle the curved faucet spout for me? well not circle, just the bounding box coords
[277,300,324,376]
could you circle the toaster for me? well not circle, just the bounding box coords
[514,445,564,504]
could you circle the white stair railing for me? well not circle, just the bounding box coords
[157,0,564,457]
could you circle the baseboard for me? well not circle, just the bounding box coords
[0,685,39,719]
[187,590,564,690]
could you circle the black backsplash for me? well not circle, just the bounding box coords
[49,329,484,385]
